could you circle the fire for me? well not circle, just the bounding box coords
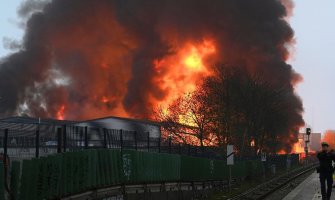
[292,139,305,153]
[178,111,197,127]
[277,138,305,155]
[183,40,216,70]
[184,49,202,69]
[56,105,65,120]
[154,39,216,123]
[101,96,109,103]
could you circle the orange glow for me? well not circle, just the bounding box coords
[250,139,255,147]
[292,139,305,153]
[154,39,216,127]
[184,49,202,69]
[183,40,215,70]
[56,105,65,120]
[322,130,335,149]
[101,96,109,103]
[278,150,286,154]
[278,138,306,155]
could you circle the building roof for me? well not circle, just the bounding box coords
[0,116,76,131]
[79,116,162,127]
[0,116,77,125]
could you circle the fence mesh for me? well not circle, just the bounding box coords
[0,119,300,164]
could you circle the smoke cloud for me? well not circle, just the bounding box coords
[0,0,303,128]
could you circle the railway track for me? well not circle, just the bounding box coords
[229,163,318,200]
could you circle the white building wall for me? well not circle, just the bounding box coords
[75,117,161,138]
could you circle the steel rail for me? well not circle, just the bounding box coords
[228,163,317,200]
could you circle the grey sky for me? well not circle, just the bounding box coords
[0,0,334,134]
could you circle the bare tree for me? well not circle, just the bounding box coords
[155,90,215,147]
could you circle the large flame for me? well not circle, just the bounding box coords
[154,40,215,114]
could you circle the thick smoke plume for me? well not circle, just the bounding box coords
[0,0,303,129]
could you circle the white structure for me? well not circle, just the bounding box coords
[310,133,321,151]
[75,116,161,138]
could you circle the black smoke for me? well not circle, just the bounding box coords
[0,0,303,129]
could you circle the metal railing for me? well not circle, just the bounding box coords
[0,122,300,165]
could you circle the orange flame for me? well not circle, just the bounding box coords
[292,138,305,153]
[101,96,109,103]
[154,39,216,126]
[56,105,65,120]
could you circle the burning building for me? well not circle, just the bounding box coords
[0,0,304,148]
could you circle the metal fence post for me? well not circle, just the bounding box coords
[169,135,172,154]
[75,126,79,150]
[134,131,137,151]
[147,132,150,152]
[158,135,161,153]
[84,126,88,149]
[3,129,8,166]
[120,129,123,151]
[35,126,40,158]
[57,128,62,153]
[80,128,83,149]
[103,128,107,148]
[62,125,67,152]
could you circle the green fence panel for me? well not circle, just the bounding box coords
[156,153,180,182]
[123,151,181,183]
[19,160,32,200]
[102,150,111,185]
[72,152,80,193]
[97,150,106,186]
[78,151,90,191]
[61,153,68,195]
[52,154,63,198]
[180,156,231,181]
[231,161,247,178]
[212,159,228,180]
[66,153,74,194]
[84,150,92,189]
[90,150,98,188]
[110,149,121,185]
[136,151,152,182]
[180,156,212,181]
[43,155,53,198]
[0,162,4,200]
[10,161,20,200]
[36,157,47,200]
[96,150,101,187]
[245,160,263,179]
[28,158,39,200]
[122,150,138,183]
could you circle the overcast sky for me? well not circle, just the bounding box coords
[0,0,334,134]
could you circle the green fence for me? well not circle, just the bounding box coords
[122,150,180,183]
[3,150,298,200]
